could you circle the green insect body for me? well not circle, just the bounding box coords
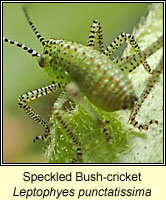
[41,39,136,112]
[4,7,163,163]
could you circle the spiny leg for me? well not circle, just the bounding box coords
[66,82,113,142]
[87,20,104,52]
[103,33,152,74]
[52,91,82,163]
[142,35,163,59]
[18,82,60,142]
[129,53,163,130]
[116,35,163,74]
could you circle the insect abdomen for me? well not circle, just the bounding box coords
[54,41,136,112]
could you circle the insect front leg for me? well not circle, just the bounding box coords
[129,53,163,130]
[66,82,113,142]
[52,91,82,163]
[103,33,152,74]
[18,82,60,142]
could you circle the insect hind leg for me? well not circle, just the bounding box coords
[129,53,163,130]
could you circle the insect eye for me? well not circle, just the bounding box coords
[38,55,45,68]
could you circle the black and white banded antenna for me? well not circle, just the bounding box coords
[3,7,48,58]
[3,37,40,57]
[22,7,46,47]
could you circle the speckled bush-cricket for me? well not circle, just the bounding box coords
[3,7,163,163]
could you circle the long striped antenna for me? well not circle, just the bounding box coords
[3,37,40,57]
[23,7,46,46]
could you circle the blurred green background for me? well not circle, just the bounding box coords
[3,2,151,163]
